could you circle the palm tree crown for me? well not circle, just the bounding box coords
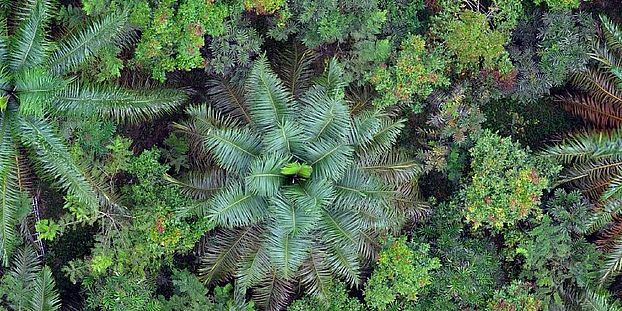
[0,0,185,265]
[175,56,422,310]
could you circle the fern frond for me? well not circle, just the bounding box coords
[273,44,316,98]
[17,117,99,209]
[53,82,186,123]
[206,76,252,124]
[9,0,54,70]
[246,56,294,132]
[48,12,131,74]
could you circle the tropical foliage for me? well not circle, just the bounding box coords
[6,0,622,310]
[174,57,422,309]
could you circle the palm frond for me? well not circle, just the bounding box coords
[298,249,332,297]
[348,110,381,147]
[246,56,294,132]
[9,0,53,70]
[198,225,262,284]
[556,94,622,128]
[206,76,252,124]
[202,126,262,175]
[200,182,267,228]
[302,139,353,181]
[586,199,622,234]
[284,178,335,214]
[267,222,312,279]
[4,245,39,310]
[164,169,226,201]
[571,69,622,109]
[582,289,622,311]
[0,20,7,65]
[245,152,289,197]
[314,58,347,99]
[15,68,68,117]
[324,243,361,287]
[601,15,622,53]
[273,44,316,98]
[30,266,61,311]
[262,120,307,156]
[48,12,131,75]
[600,235,622,282]
[0,111,21,266]
[544,130,622,164]
[17,116,99,209]
[53,82,186,123]
[237,243,272,290]
[358,150,422,184]
[252,270,294,311]
[299,87,351,142]
[361,116,405,157]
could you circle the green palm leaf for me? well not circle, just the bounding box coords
[29,266,61,311]
[245,152,289,197]
[53,82,186,123]
[202,182,267,228]
[0,111,20,266]
[262,120,307,155]
[299,87,351,142]
[246,56,293,132]
[302,139,353,181]
[314,58,347,99]
[206,76,252,124]
[48,12,131,74]
[325,243,361,287]
[9,0,53,70]
[18,117,99,209]
[298,249,332,297]
[202,127,262,175]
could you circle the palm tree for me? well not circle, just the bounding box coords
[0,245,61,311]
[173,55,423,310]
[545,15,622,282]
[0,0,185,265]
